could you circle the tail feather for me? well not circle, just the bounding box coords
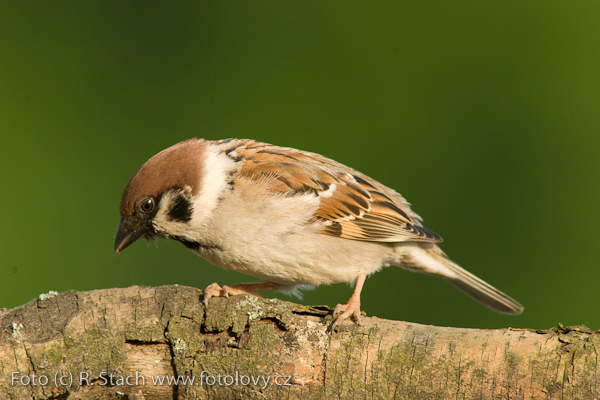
[427,250,523,315]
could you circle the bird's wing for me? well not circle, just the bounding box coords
[231,140,443,243]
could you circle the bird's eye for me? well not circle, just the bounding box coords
[138,197,155,213]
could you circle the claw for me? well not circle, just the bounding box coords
[330,270,367,330]
[332,297,362,330]
[203,282,226,306]
[203,282,273,306]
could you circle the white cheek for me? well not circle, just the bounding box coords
[191,147,237,227]
[152,191,189,236]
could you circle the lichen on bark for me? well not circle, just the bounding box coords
[1,285,598,400]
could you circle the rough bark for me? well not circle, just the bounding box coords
[0,285,597,400]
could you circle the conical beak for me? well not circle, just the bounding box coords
[114,215,148,253]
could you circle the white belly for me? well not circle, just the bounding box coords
[190,187,389,286]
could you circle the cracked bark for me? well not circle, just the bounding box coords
[0,285,598,400]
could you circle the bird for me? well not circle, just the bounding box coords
[114,138,523,328]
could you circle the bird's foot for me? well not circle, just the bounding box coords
[203,282,270,306]
[331,295,362,330]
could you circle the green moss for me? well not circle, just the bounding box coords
[165,316,204,364]
[326,327,401,399]
[574,333,600,398]
[523,329,600,397]
[203,295,295,334]
[380,340,448,399]
[123,320,166,343]
[62,327,127,376]
[503,349,521,375]
[246,320,281,353]
[190,320,280,373]
[165,296,293,398]
[24,340,66,369]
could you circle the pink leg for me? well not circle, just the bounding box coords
[332,270,367,330]
[203,282,278,305]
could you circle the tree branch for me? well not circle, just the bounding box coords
[0,285,597,399]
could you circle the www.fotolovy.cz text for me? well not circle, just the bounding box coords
[12,370,293,391]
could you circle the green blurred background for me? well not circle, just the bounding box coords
[2,2,599,330]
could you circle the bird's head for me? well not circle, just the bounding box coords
[114,138,208,253]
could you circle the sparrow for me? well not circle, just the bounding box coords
[115,138,523,328]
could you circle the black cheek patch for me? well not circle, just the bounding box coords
[167,194,193,223]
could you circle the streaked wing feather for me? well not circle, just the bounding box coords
[233,139,443,243]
